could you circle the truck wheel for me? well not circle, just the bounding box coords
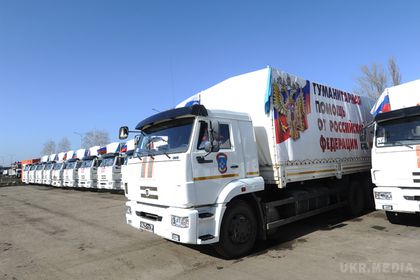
[386,211,403,224]
[346,180,365,217]
[214,200,257,259]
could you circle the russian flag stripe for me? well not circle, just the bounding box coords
[371,92,391,116]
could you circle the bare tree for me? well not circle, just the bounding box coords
[57,137,71,152]
[41,140,56,155]
[356,57,402,98]
[82,130,110,148]
[388,57,401,86]
[356,63,388,98]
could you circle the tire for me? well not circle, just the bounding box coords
[214,200,257,259]
[346,180,365,217]
[386,211,404,224]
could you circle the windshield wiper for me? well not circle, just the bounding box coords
[147,151,155,160]
[145,137,171,159]
[393,141,413,149]
[160,151,171,159]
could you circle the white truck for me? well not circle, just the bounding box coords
[371,79,420,223]
[23,164,32,184]
[42,154,57,185]
[52,152,67,187]
[63,149,85,188]
[119,67,374,258]
[78,146,101,188]
[28,163,38,184]
[97,142,125,190]
[121,139,136,193]
[35,155,49,184]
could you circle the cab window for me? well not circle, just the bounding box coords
[217,124,231,149]
[197,122,232,150]
[197,121,209,150]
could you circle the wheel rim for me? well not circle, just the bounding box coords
[228,214,252,244]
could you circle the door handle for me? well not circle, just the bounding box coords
[230,165,239,169]
[196,156,213,164]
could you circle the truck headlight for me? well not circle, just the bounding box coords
[374,191,392,200]
[171,215,189,228]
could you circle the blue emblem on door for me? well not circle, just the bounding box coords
[216,153,228,174]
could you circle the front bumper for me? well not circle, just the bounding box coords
[98,180,122,190]
[43,179,52,185]
[63,180,78,187]
[35,178,43,184]
[125,200,224,245]
[79,180,96,188]
[52,180,63,187]
[374,187,420,213]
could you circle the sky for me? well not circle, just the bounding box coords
[0,0,419,164]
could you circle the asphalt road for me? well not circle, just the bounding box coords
[1,185,419,280]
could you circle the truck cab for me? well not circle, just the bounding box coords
[63,159,81,187]
[122,105,261,254]
[42,161,56,185]
[52,152,67,187]
[23,164,32,184]
[97,143,125,190]
[78,146,101,189]
[35,163,46,184]
[372,106,420,222]
[42,154,57,185]
[29,164,38,184]
[35,155,49,184]
[63,149,86,188]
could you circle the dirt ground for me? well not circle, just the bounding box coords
[1,185,419,280]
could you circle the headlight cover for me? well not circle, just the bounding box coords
[171,215,189,228]
[374,191,392,200]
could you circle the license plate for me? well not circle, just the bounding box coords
[140,221,154,232]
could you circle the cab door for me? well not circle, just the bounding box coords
[191,118,245,205]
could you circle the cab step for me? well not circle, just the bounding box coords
[199,234,215,241]
[198,212,214,219]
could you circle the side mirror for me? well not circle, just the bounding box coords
[119,126,129,140]
[212,141,220,152]
[204,141,220,153]
[204,141,212,153]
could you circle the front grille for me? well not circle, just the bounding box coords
[413,172,420,183]
[404,196,420,201]
[141,194,158,199]
[136,211,162,222]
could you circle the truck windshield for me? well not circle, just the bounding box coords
[36,165,44,170]
[376,115,420,147]
[100,157,115,167]
[46,163,54,170]
[81,160,93,168]
[24,165,30,171]
[65,162,77,169]
[135,118,194,157]
[53,163,63,170]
